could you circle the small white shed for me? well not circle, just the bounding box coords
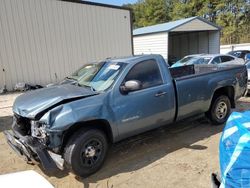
[133,16,221,63]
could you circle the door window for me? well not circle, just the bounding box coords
[221,56,235,62]
[124,59,163,90]
[211,57,221,64]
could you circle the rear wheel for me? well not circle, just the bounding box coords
[64,128,108,177]
[206,95,231,125]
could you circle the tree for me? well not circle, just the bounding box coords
[216,0,250,44]
[124,0,250,44]
[123,0,171,28]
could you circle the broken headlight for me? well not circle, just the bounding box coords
[30,120,47,139]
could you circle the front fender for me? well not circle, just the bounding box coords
[40,94,118,149]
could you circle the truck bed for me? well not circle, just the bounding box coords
[169,64,246,79]
[169,64,247,121]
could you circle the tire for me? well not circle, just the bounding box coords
[64,128,108,177]
[206,95,231,125]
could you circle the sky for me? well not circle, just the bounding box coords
[85,0,137,6]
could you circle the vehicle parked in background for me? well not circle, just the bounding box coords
[244,59,250,93]
[170,54,203,67]
[227,50,250,60]
[5,55,247,177]
[171,54,244,67]
[245,53,250,62]
[244,53,250,93]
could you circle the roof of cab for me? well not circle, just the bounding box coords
[107,54,162,63]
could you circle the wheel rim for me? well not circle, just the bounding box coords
[81,138,103,167]
[215,101,228,119]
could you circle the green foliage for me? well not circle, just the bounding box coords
[123,0,250,44]
[123,0,171,28]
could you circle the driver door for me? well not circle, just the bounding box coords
[112,59,175,139]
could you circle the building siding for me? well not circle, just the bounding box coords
[0,0,132,90]
[208,31,220,53]
[134,30,219,62]
[171,19,218,32]
[220,43,250,54]
[133,32,168,59]
[168,31,212,59]
[198,32,209,53]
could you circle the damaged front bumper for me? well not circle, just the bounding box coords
[4,130,64,173]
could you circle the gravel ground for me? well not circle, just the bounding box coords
[0,92,250,188]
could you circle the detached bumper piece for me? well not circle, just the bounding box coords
[4,130,59,173]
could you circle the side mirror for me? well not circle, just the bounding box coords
[245,53,250,62]
[120,80,142,94]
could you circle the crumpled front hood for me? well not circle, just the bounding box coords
[13,84,97,119]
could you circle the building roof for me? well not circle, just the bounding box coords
[59,0,130,11]
[133,16,220,36]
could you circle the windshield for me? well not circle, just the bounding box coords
[177,56,197,64]
[192,57,212,64]
[77,61,126,92]
[175,56,212,65]
[67,62,104,80]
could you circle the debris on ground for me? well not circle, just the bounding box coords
[0,87,7,94]
[14,82,43,91]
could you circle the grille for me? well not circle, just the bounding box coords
[12,113,31,136]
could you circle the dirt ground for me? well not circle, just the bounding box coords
[1,92,250,188]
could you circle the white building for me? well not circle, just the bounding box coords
[133,16,220,63]
[0,0,133,90]
[220,43,250,54]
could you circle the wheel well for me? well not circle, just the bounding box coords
[61,119,113,151]
[212,86,235,108]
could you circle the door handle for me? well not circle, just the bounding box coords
[155,91,167,97]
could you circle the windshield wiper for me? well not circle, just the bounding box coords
[77,83,96,91]
[66,76,77,81]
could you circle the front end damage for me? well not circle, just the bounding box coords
[4,114,64,173]
[5,84,106,174]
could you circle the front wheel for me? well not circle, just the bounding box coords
[206,95,231,125]
[64,128,108,177]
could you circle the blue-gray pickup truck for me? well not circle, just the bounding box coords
[4,55,247,177]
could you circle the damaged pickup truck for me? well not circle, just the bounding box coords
[5,55,247,177]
